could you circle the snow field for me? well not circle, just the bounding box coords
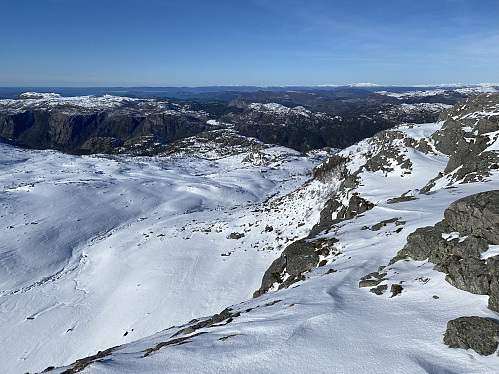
[0,142,328,374]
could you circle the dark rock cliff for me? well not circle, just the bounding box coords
[0,109,209,153]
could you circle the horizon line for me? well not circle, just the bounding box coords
[1,82,498,89]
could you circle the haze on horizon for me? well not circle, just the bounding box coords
[1,0,498,87]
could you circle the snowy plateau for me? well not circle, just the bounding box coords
[0,89,499,374]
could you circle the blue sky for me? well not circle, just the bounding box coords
[0,0,497,86]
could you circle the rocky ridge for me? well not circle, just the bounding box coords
[252,93,499,355]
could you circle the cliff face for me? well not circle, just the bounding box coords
[0,94,212,153]
[0,91,451,154]
[0,110,209,153]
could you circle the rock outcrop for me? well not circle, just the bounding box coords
[388,190,499,311]
[444,316,499,356]
[253,240,319,297]
[430,92,499,183]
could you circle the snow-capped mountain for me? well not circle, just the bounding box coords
[1,91,498,374]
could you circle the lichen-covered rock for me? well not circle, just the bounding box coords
[444,316,499,355]
[451,236,489,258]
[488,277,499,312]
[445,257,492,295]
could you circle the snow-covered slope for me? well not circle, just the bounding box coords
[0,138,332,374]
[38,93,499,374]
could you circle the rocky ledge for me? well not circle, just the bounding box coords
[361,190,499,355]
[389,190,499,313]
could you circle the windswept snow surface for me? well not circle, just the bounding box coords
[0,142,329,374]
[47,119,499,374]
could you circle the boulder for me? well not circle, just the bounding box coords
[444,316,499,355]
[387,190,499,312]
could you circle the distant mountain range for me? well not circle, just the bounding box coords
[1,84,496,155]
[0,83,497,100]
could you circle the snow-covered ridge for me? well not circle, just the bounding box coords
[248,102,311,117]
[387,102,453,116]
[348,82,382,87]
[0,92,135,112]
[375,84,498,99]
[376,88,447,98]
[0,92,207,117]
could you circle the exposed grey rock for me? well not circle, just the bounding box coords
[389,226,450,264]
[362,130,415,174]
[444,316,499,355]
[253,240,319,297]
[55,346,118,374]
[172,307,234,337]
[443,190,499,245]
[228,233,244,240]
[312,154,348,182]
[452,236,489,258]
[489,277,499,312]
[359,271,387,288]
[370,284,388,295]
[386,195,418,204]
[387,190,499,312]
[445,257,491,295]
[419,172,443,194]
[432,92,499,182]
[390,284,403,297]
[371,217,400,231]
[311,192,374,236]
